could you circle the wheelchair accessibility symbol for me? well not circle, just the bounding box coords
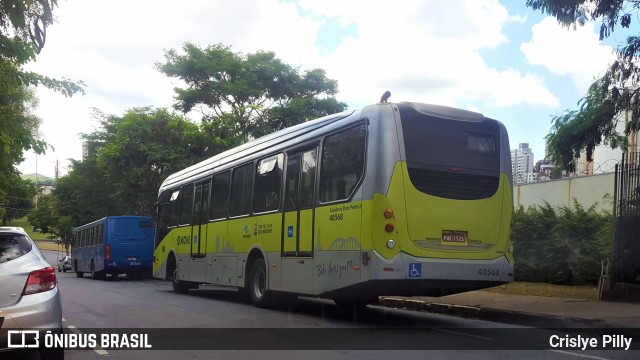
[408,263,422,278]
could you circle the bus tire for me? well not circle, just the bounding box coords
[75,261,83,278]
[248,258,271,307]
[91,261,105,280]
[172,269,190,294]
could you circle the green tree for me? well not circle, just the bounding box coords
[0,86,42,215]
[52,107,212,225]
[53,157,118,226]
[1,175,36,225]
[527,0,640,170]
[28,194,73,245]
[157,43,347,142]
[27,193,56,233]
[1,0,84,220]
[93,107,211,215]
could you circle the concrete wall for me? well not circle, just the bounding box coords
[514,172,615,213]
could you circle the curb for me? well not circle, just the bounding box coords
[380,297,610,329]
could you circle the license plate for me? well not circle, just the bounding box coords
[442,231,467,243]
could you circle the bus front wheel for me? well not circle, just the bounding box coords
[248,258,272,307]
[172,269,190,294]
[75,261,83,278]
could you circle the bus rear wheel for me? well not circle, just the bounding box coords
[91,261,105,280]
[248,258,272,307]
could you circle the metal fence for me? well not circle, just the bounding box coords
[613,151,640,284]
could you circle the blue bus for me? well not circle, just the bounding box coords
[71,216,154,280]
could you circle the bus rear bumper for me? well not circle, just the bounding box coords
[320,251,513,302]
[320,251,513,301]
[371,251,512,281]
[369,250,512,292]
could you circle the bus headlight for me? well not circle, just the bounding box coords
[386,239,396,249]
[508,245,514,253]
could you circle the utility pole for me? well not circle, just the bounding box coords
[35,154,38,209]
[55,158,59,180]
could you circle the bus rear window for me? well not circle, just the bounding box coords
[467,133,496,155]
[139,221,153,228]
[398,104,501,200]
[399,105,500,172]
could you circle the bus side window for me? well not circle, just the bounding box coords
[210,171,230,220]
[300,150,317,209]
[320,123,367,202]
[98,224,104,244]
[168,189,180,227]
[254,154,283,213]
[200,182,210,225]
[230,163,254,217]
[179,184,194,226]
[157,191,172,229]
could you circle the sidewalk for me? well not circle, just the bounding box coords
[380,291,640,328]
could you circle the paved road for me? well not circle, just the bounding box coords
[38,250,638,360]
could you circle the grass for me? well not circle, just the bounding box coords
[7,216,51,240]
[482,282,599,300]
[6,216,68,252]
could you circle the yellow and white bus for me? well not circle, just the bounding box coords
[152,101,514,307]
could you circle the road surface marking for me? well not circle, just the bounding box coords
[432,328,493,341]
[549,350,611,360]
[67,325,109,356]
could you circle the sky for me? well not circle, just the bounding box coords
[17,0,630,178]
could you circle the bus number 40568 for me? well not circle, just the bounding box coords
[478,268,499,276]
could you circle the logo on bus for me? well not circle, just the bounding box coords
[176,235,191,245]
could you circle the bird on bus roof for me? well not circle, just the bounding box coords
[380,91,391,103]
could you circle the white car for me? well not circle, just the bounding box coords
[58,255,72,272]
[0,227,64,359]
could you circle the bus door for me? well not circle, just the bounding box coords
[190,180,210,283]
[281,148,317,293]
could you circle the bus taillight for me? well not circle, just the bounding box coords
[383,209,394,219]
[105,244,111,261]
[385,223,395,233]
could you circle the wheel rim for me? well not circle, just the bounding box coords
[252,266,266,299]
[173,269,179,286]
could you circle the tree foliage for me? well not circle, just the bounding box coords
[46,107,216,233]
[527,0,640,170]
[157,43,347,141]
[0,175,35,225]
[512,201,612,285]
[1,0,84,223]
[90,107,212,215]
